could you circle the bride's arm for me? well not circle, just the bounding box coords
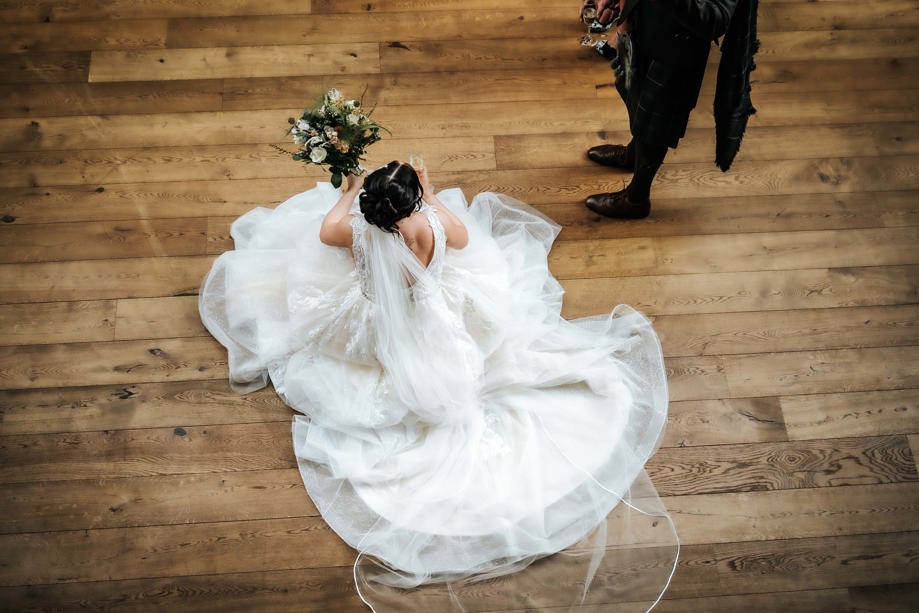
[319,173,364,247]
[417,167,468,249]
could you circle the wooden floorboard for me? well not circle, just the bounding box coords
[1,0,918,611]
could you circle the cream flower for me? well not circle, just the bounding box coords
[309,146,327,163]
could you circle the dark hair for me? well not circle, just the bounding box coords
[359,161,423,233]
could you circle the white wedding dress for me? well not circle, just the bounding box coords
[199,182,678,611]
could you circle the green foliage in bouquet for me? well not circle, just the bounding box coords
[282,88,389,189]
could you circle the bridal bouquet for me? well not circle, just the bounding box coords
[282,88,388,188]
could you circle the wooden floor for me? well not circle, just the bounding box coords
[1,0,918,610]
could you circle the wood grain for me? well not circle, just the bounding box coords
[0,469,317,534]
[666,346,919,403]
[222,68,601,110]
[654,304,919,357]
[663,532,919,599]
[0,516,353,586]
[750,57,919,94]
[0,380,290,436]
[0,218,209,263]
[167,10,573,48]
[662,397,788,448]
[0,51,89,83]
[655,590,852,613]
[0,255,214,304]
[549,227,919,279]
[9,87,919,151]
[648,435,919,497]
[847,583,919,613]
[0,336,228,390]
[165,2,919,50]
[1,0,917,609]
[0,422,295,484]
[560,265,919,319]
[0,567,366,613]
[0,300,116,345]
[0,20,167,54]
[312,0,571,13]
[89,43,381,82]
[0,178,309,225]
[756,28,919,61]
[0,0,313,22]
[666,482,919,545]
[114,295,209,340]
[0,80,225,118]
[756,1,919,32]
[497,122,919,169]
[0,138,495,188]
[537,190,919,241]
[724,345,919,398]
[782,388,919,440]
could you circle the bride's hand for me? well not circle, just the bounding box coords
[344,171,365,195]
[417,166,433,200]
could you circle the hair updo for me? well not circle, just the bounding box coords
[359,160,423,233]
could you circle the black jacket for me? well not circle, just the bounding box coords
[628,0,739,67]
[620,0,756,168]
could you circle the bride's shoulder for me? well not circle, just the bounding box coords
[349,212,370,244]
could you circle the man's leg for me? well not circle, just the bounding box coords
[587,32,637,172]
[626,139,666,202]
[584,139,665,219]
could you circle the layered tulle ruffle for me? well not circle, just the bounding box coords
[199,183,677,610]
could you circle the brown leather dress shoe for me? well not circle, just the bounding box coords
[584,189,651,219]
[587,144,634,169]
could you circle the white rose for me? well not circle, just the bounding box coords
[310,146,327,163]
[347,113,361,126]
[296,119,310,131]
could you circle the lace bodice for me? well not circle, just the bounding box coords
[351,204,445,301]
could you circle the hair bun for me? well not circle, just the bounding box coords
[358,161,423,233]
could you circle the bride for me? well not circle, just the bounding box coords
[199,161,677,611]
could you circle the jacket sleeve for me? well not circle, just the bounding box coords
[654,0,739,40]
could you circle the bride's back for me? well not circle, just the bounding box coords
[396,211,436,267]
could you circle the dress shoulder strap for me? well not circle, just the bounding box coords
[350,213,373,298]
[421,204,446,274]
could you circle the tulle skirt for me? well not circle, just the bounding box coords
[199,183,678,611]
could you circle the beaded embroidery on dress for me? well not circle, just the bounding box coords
[199,182,679,611]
